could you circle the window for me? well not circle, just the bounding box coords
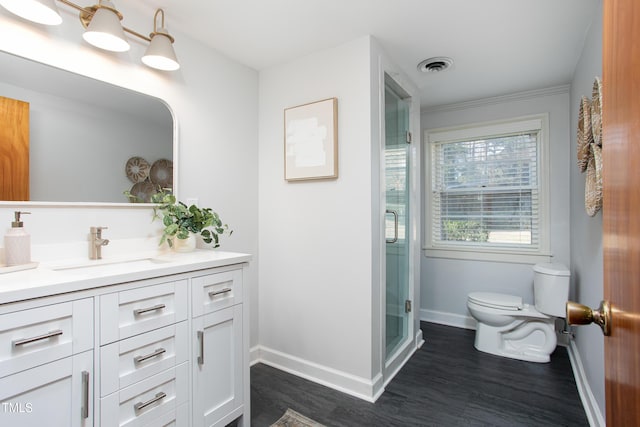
[425,115,550,263]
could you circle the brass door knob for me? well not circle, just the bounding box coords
[566,300,611,336]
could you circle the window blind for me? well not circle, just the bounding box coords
[431,132,539,250]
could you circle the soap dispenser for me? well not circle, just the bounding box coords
[4,211,31,266]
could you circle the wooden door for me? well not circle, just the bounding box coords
[602,0,640,424]
[0,96,29,201]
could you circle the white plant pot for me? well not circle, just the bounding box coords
[172,233,197,252]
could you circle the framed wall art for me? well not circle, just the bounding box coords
[284,97,338,181]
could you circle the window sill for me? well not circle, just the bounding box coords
[423,247,552,264]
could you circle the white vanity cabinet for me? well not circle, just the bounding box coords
[0,298,95,427]
[0,251,250,427]
[191,269,246,427]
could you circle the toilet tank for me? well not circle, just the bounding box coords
[533,263,570,317]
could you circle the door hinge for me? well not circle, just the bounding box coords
[406,131,412,144]
[405,300,412,313]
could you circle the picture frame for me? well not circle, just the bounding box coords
[284,97,338,181]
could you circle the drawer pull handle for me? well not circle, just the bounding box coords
[134,391,166,412]
[12,329,63,347]
[197,330,204,365]
[81,371,89,419]
[134,348,166,364]
[208,288,232,298]
[133,304,166,316]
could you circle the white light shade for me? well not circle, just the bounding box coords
[83,3,129,52]
[142,33,179,71]
[0,0,62,25]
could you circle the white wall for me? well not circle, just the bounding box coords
[569,0,605,421]
[258,36,376,397]
[0,8,259,345]
[420,87,571,326]
[257,35,421,401]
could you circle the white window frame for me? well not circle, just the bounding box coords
[424,114,551,264]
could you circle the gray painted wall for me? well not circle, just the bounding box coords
[420,88,571,324]
[418,0,604,419]
[569,0,605,417]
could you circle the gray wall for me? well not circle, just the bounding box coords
[420,88,571,326]
[569,0,605,418]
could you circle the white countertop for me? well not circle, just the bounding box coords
[0,250,252,305]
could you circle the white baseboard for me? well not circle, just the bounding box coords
[249,345,261,366]
[254,345,380,402]
[567,340,605,427]
[420,308,476,330]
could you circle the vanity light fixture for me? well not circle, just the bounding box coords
[141,9,180,71]
[0,0,180,71]
[81,0,129,52]
[0,0,62,25]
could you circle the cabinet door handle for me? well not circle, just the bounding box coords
[12,329,63,347]
[208,288,232,298]
[134,348,166,364]
[197,330,204,365]
[134,391,166,412]
[81,371,89,419]
[133,304,166,316]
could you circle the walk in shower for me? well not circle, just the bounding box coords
[384,74,412,360]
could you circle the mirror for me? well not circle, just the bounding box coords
[0,51,174,204]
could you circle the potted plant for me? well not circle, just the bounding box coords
[151,191,232,250]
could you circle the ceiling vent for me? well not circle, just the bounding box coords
[417,57,453,73]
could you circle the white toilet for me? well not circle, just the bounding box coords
[466,263,570,363]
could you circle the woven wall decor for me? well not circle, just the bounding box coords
[578,77,603,216]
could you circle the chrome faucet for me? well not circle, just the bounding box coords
[90,226,109,260]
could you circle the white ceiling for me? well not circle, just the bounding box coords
[129,0,600,108]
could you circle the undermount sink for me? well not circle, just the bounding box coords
[48,256,172,275]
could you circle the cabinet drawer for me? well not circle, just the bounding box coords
[101,281,188,345]
[0,298,93,378]
[192,270,243,317]
[101,322,189,397]
[146,402,188,427]
[101,362,188,427]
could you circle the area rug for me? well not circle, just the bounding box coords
[270,408,326,427]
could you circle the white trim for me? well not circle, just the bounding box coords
[424,248,552,264]
[426,118,543,144]
[420,308,477,330]
[422,85,570,114]
[424,113,551,262]
[567,340,605,427]
[249,345,261,366]
[254,345,382,402]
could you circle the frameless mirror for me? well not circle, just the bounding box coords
[0,51,174,204]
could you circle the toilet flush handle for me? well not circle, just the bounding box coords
[566,300,611,336]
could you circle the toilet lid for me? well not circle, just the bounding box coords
[468,292,523,311]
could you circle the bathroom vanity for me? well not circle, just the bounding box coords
[0,250,251,427]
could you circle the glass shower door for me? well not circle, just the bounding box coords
[384,78,411,359]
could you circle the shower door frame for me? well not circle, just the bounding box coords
[379,67,422,386]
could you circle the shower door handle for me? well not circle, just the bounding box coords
[386,209,398,243]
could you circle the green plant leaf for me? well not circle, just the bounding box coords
[151,189,232,248]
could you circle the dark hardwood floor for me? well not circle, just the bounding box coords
[251,322,589,426]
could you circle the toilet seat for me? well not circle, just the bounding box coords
[468,292,523,311]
